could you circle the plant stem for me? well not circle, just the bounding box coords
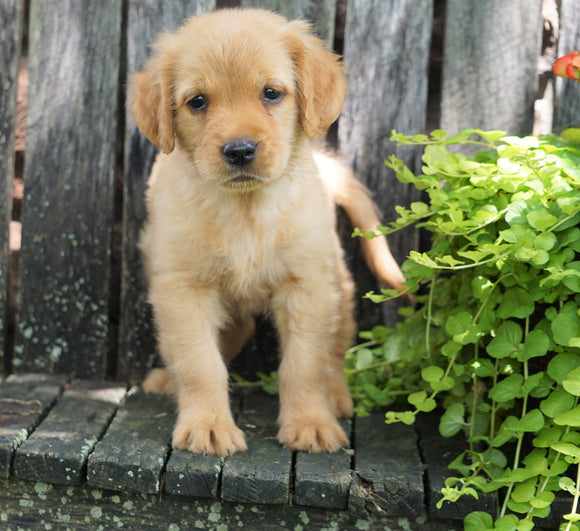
[564,462,580,531]
[500,359,529,518]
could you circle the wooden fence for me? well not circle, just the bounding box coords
[0,0,579,384]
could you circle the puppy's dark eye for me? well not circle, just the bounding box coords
[263,87,283,103]
[187,95,207,111]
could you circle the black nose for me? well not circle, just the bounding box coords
[222,139,257,167]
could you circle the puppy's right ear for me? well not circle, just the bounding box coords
[129,53,175,154]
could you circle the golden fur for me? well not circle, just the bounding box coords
[130,9,406,456]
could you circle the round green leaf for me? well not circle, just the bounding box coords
[563,366,580,396]
[529,490,555,509]
[551,304,580,347]
[554,405,580,427]
[355,348,374,370]
[519,329,550,361]
[497,288,535,319]
[511,482,535,503]
[487,321,523,359]
[489,374,524,403]
[439,402,465,437]
[422,365,445,382]
[547,352,580,384]
[551,442,580,459]
[516,409,544,432]
[540,389,576,418]
[463,511,493,531]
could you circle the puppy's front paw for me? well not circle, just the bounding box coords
[278,415,348,453]
[173,416,247,456]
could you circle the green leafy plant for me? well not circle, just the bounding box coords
[346,128,580,530]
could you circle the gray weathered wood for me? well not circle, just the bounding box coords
[241,0,337,45]
[0,479,435,531]
[441,0,543,137]
[349,414,423,519]
[0,0,23,366]
[221,391,292,504]
[0,373,67,478]
[163,394,243,498]
[87,387,175,494]
[554,0,580,129]
[415,413,497,521]
[294,418,352,509]
[338,0,432,330]
[14,0,123,377]
[164,450,223,498]
[119,0,216,383]
[13,380,126,485]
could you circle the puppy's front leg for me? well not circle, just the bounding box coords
[273,279,349,453]
[150,279,246,456]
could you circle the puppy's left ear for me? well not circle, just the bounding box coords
[286,22,347,138]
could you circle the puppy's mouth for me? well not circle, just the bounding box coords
[222,174,267,190]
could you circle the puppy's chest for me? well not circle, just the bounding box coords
[213,216,287,299]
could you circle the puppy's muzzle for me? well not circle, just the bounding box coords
[222,139,258,168]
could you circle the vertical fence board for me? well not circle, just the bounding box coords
[14,0,122,377]
[241,0,337,45]
[338,0,433,329]
[441,0,543,136]
[118,0,216,383]
[554,0,580,129]
[0,0,23,369]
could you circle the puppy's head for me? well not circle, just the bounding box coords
[130,9,346,190]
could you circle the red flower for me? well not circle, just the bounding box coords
[553,51,580,81]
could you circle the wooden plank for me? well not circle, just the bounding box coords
[118,0,215,383]
[338,0,432,329]
[13,380,126,485]
[221,391,292,504]
[0,373,67,479]
[164,449,223,498]
[87,387,175,494]
[349,413,424,519]
[554,0,580,129]
[14,1,123,377]
[0,479,433,531]
[441,0,543,137]
[415,413,497,521]
[294,418,352,509]
[241,0,337,45]
[162,391,243,498]
[0,0,24,367]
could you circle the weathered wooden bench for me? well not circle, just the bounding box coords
[1,0,578,529]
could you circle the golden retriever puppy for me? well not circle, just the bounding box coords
[130,8,406,456]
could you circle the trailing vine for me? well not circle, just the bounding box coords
[346,128,580,530]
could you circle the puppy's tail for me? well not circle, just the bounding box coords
[314,151,407,293]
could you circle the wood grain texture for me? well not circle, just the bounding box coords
[441,0,543,137]
[349,414,423,519]
[221,391,292,504]
[0,373,67,478]
[14,0,123,377]
[338,0,432,329]
[87,387,174,494]
[294,418,352,509]
[0,0,23,366]
[13,380,126,485]
[554,0,580,129]
[0,480,434,531]
[241,0,337,45]
[118,0,216,383]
